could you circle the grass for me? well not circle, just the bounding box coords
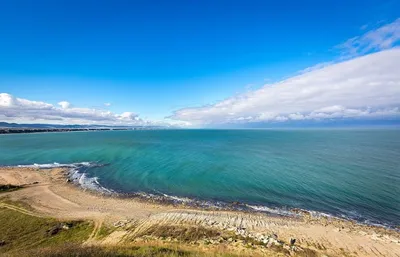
[0,184,22,193]
[0,200,318,256]
[0,207,93,255]
[0,203,241,257]
[0,196,37,212]
[18,244,243,257]
[96,223,117,240]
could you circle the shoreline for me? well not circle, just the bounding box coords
[55,161,399,231]
[1,166,400,256]
[4,162,400,231]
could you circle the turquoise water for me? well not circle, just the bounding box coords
[0,129,399,227]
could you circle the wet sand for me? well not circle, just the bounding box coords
[1,167,399,256]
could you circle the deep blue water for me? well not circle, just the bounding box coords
[0,129,399,227]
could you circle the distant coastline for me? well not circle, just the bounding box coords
[0,127,133,135]
[0,121,169,134]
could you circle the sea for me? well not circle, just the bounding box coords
[0,129,399,229]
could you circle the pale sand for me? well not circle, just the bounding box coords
[1,167,399,256]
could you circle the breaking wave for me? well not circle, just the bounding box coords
[17,162,114,194]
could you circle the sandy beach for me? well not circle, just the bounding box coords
[1,166,399,257]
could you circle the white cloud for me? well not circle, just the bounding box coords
[2,20,399,128]
[337,18,400,58]
[0,93,146,125]
[0,93,53,110]
[58,101,71,109]
[170,49,400,125]
[118,112,138,121]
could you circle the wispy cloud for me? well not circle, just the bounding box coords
[170,49,400,125]
[297,19,400,75]
[298,61,334,74]
[336,18,400,58]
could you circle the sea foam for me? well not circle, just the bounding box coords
[17,161,115,194]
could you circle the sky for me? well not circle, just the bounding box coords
[0,0,399,127]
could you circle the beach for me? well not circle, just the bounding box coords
[1,166,399,257]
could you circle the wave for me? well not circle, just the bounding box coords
[130,191,230,210]
[246,204,298,217]
[17,162,92,169]
[17,161,115,194]
[9,161,399,231]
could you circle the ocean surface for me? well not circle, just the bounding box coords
[0,129,399,228]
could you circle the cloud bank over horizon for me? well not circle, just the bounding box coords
[0,92,146,125]
[170,49,400,126]
[169,19,400,127]
[1,19,399,127]
[1,49,399,127]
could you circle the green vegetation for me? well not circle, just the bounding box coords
[0,184,22,193]
[18,244,240,257]
[0,200,317,256]
[0,203,241,257]
[96,224,116,240]
[0,207,93,255]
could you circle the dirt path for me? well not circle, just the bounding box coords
[0,202,43,217]
[1,167,399,257]
[84,219,104,245]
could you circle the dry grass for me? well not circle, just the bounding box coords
[135,225,224,242]
[17,243,242,257]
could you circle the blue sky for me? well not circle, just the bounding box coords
[0,0,399,126]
